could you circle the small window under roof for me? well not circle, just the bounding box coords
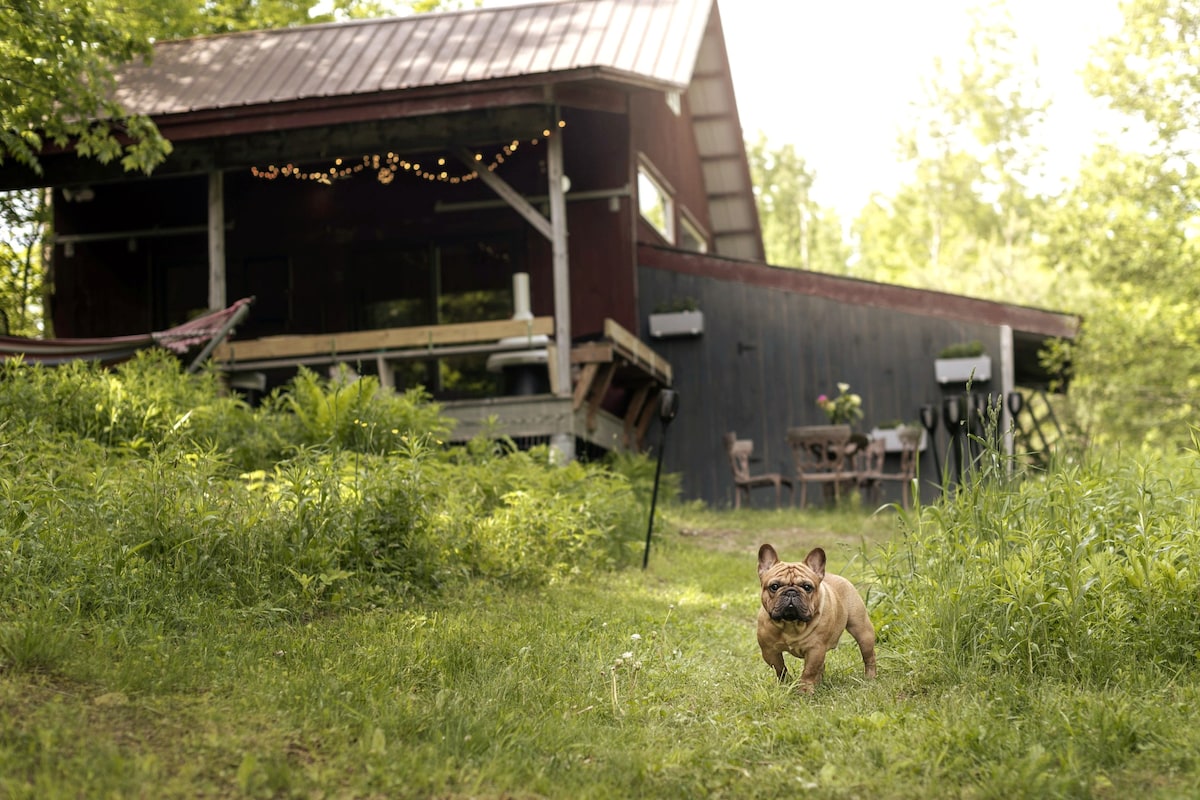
[638,158,674,244]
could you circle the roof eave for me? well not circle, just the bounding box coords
[147,67,680,142]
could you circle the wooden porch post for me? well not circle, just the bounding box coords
[1000,324,1015,459]
[208,170,226,310]
[546,120,571,398]
[546,115,574,462]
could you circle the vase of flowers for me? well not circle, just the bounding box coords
[816,382,863,425]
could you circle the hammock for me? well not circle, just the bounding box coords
[0,297,254,370]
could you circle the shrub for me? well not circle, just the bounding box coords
[0,354,655,631]
[283,365,451,453]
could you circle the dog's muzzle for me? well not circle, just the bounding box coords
[771,590,810,622]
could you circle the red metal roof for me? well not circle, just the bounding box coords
[114,0,713,117]
[106,0,763,262]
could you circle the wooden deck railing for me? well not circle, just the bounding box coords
[211,316,671,450]
[211,317,554,381]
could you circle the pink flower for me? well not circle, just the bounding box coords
[817,394,828,404]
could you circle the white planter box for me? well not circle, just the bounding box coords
[648,309,704,338]
[869,426,927,452]
[934,355,991,384]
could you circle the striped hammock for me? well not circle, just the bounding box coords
[0,297,254,368]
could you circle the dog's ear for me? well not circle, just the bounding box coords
[758,543,779,577]
[803,547,827,578]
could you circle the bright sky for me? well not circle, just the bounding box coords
[718,0,1129,218]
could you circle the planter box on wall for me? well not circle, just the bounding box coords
[648,310,704,339]
[934,355,991,384]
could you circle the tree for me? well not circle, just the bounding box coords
[0,189,46,336]
[746,133,851,273]
[0,0,172,177]
[1038,0,1200,448]
[113,0,463,40]
[852,2,1058,306]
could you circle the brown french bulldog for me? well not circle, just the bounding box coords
[756,543,877,691]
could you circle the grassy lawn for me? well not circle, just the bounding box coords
[4,505,1198,799]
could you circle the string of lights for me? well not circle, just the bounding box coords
[250,120,567,185]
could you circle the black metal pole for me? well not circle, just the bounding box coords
[643,436,667,570]
[643,390,679,570]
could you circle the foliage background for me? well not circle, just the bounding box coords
[748,0,1200,451]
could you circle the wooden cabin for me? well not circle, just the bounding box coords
[0,0,1078,506]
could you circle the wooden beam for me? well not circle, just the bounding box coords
[208,171,226,310]
[634,389,660,447]
[572,362,599,411]
[212,316,553,363]
[456,148,552,241]
[584,363,617,432]
[0,106,555,191]
[623,384,652,448]
[601,318,673,384]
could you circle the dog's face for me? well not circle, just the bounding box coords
[758,543,826,623]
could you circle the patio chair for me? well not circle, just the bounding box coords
[785,424,855,508]
[722,432,793,509]
[857,427,922,509]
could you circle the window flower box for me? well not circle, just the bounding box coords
[648,309,704,338]
[934,355,991,384]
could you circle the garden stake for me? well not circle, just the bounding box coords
[942,395,964,487]
[643,389,679,570]
[920,404,942,490]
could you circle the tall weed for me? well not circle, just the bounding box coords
[284,365,450,452]
[873,431,1200,685]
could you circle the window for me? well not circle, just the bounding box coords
[637,158,674,244]
[679,208,709,253]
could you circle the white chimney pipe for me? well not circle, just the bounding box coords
[512,272,533,320]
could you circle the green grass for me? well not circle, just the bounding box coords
[4,519,1200,798]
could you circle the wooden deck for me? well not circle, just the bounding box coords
[212,316,671,452]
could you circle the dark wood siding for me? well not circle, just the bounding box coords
[52,175,208,337]
[561,107,637,336]
[639,261,1012,509]
[629,88,713,255]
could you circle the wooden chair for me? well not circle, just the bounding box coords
[857,427,922,509]
[722,432,793,509]
[785,424,855,508]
